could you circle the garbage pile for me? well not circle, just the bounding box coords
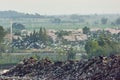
[2,55,120,80]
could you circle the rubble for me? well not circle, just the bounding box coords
[1,55,120,80]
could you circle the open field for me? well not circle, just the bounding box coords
[0,52,83,66]
[0,15,120,31]
[0,53,66,65]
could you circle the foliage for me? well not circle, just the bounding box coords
[12,23,25,30]
[12,27,52,49]
[12,23,25,35]
[67,47,76,60]
[0,26,6,53]
[85,35,120,58]
[54,47,67,61]
[101,18,108,24]
[51,18,61,23]
[82,26,90,34]
[54,46,77,61]
[115,17,120,25]
[0,26,5,43]
[55,30,71,38]
[32,54,41,60]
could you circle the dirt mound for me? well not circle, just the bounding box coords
[2,55,120,80]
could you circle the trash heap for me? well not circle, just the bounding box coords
[2,55,120,80]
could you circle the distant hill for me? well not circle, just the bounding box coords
[0,10,45,18]
[0,10,119,19]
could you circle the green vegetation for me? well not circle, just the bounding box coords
[116,17,120,25]
[82,26,90,34]
[12,27,52,49]
[55,30,71,38]
[12,23,25,35]
[101,17,108,24]
[51,18,61,23]
[85,34,120,58]
[0,53,67,65]
[67,47,76,60]
[0,26,6,43]
[0,26,6,54]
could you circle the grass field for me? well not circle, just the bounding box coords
[0,52,68,65]
[0,17,119,31]
[0,52,83,65]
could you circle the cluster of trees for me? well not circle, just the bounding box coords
[55,30,72,45]
[0,26,6,53]
[82,26,90,34]
[81,26,120,58]
[101,18,108,24]
[12,23,26,35]
[116,17,120,25]
[55,30,71,38]
[51,18,61,23]
[101,17,120,26]
[12,23,25,30]
[85,34,120,58]
[67,47,76,60]
[12,27,53,49]
[55,46,76,61]
[29,28,48,44]
[0,26,6,43]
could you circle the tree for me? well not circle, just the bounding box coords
[85,35,120,58]
[0,26,5,43]
[67,47,76,60]
[115,17,120,25]
[52,18,61,23]
[55,30,70,38]
[42,28,48,44]
[82,26,90,34]
[33,29,37,42]
[85,40,100,54]
[55,47,67,61]
[38,27,43,41]
[0,26,6,53]
[12,23,25,34]
[12,23,25,30]
[101,18,108,24]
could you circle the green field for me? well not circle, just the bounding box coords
[0,53,66,65]
[0,16,119,31]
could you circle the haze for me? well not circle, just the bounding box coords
[0,0,120,15]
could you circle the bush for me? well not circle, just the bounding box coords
[85,35,120,58]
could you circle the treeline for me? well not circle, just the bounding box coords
[29,28,48,44]
[84,29,120,58]
[12,27,53,49]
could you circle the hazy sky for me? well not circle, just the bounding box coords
[0,0,120,15]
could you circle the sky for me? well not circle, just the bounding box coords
[0,0,120,15]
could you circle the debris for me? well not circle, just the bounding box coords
[1,55,120,80]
